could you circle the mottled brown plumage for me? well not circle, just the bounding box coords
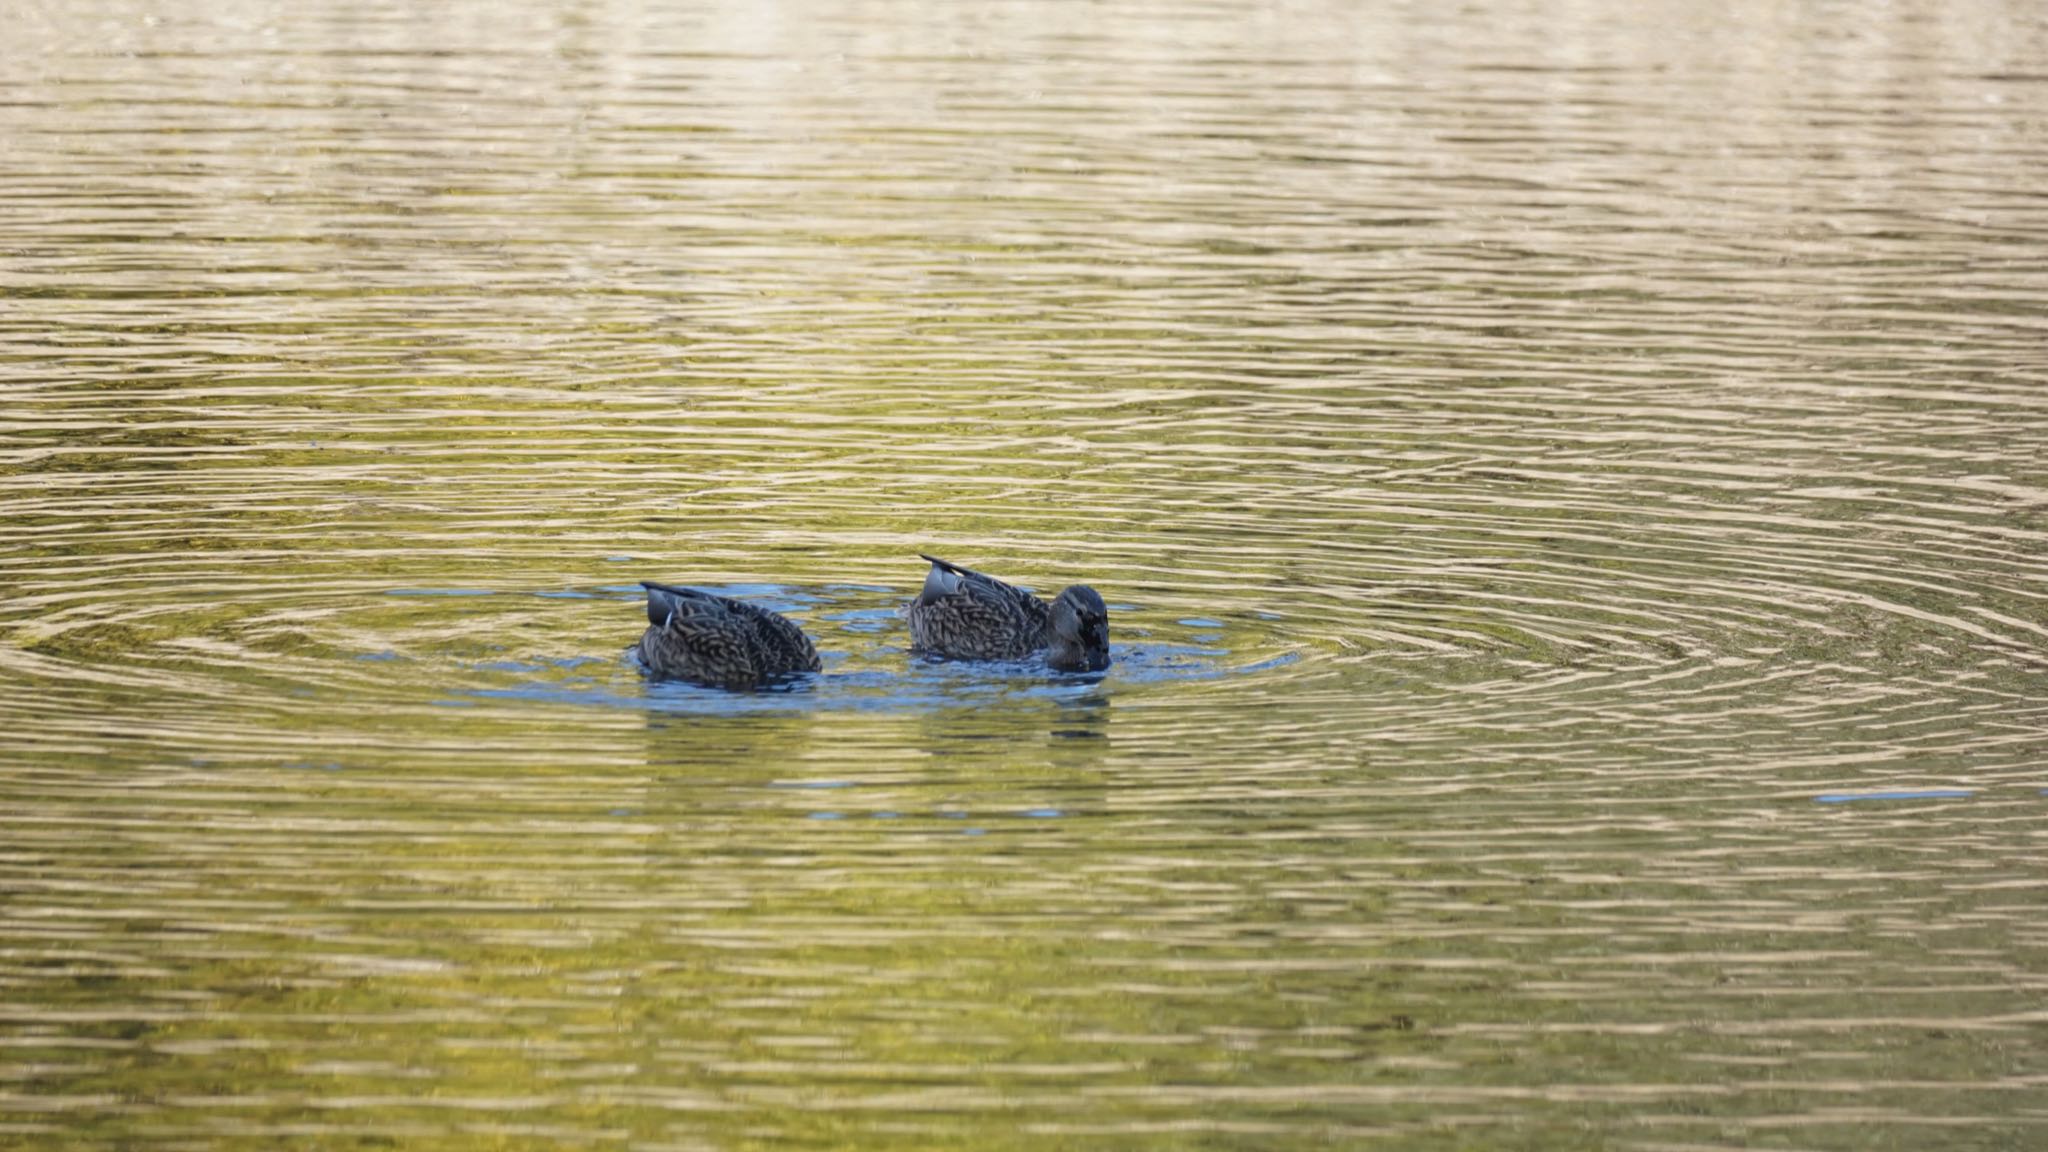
[907,554,1110,672]
[633,582,821,689]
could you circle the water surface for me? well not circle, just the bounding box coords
[4,0,2047,1147]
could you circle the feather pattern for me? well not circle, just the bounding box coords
[633,582,821,688]
[907,554,1106,667]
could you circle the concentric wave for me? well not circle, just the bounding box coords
[3,0,2047,1147]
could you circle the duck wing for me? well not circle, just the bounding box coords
[909,555,1051,659]
[640,582,821,682]
[914,554,1037,611]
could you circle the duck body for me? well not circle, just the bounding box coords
[907,554,1110,672]
[634,581,821,688]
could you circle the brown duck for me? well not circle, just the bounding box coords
[633,582,821,688]
[907,554,1110,672]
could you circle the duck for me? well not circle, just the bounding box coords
[907,554,1110,672]
[633,581,821,688]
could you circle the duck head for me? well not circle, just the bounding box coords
[1047,585,1110,672]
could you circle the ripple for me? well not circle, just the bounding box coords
[4,0,2048,1147]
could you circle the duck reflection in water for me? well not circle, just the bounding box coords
[1051,690,1111,741]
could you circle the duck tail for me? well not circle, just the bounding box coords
[917,555,966,602]
[641,580,711,599]
[642,581,711,627]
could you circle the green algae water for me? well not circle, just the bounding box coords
[4,1,2048,1147]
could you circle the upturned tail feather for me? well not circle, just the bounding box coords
[642,581,730,627]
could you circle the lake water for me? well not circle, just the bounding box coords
[4,1,2047,1147]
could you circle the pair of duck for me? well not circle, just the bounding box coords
[635,554,1110,689]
